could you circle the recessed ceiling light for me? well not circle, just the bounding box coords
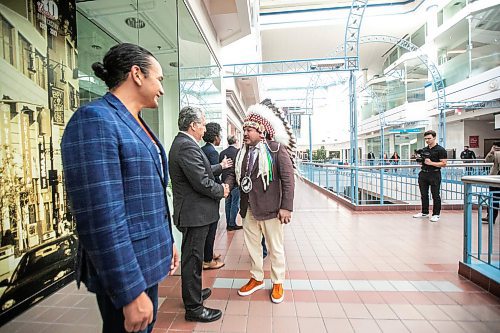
[125,17,146,29]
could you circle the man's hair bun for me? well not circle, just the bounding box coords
[92,62,108,81]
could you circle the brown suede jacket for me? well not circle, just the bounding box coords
[225,140,295,221]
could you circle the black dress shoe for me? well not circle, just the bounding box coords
[202,288,211,301]
[185,307,222,322]
[227,225,243,231]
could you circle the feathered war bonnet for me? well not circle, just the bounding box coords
[235,100,297,191]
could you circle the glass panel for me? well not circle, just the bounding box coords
[0,0,80,318]
[178,0,222,126]
[437,9,443,27]
[410,24,426,48]
[76,0,179,141]
[470,5,500,77]
[75,12,118,105]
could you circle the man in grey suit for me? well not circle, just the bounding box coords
[168,106,229,322]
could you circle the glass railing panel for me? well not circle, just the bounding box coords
[470,44,500,77]
[298,162,493,206]
[439,51,469,87]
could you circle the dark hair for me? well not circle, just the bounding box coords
[178,106,203,131]
[493,141,500,147]
[424,130,436,138]
[203,122,221,143]
[464,146,469,148]
[227,135,237,145]
[92,43,155,89]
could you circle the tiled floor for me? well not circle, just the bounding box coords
[2,178,499,332]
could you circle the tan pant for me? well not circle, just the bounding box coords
[243,209,285,283]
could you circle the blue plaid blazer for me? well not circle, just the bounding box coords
[61,93,173,308]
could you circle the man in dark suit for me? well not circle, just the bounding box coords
[201,123,222,183]
[220,136,243,231]
[62,43,179,333]
[226,103,295,304]
[168,106,229,323]
[200,123,231,270]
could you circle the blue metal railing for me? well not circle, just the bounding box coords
[462,176,500,283]
[298,161,492,205]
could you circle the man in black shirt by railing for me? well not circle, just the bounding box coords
[413,130,448,223]
[460,145,476,175]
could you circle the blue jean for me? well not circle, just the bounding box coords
[262,236,268,257]
[96,284,158,333]
[225,187,240,227]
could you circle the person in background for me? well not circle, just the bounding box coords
[390,151,400,165]
[460,145,476,161]
[219,135,243,231]
[61,43,178,333]
[412,130,447,223]
[201,122,232,270]
[383,152,389,165]
[461,145,476,175]
[367,151,375,166]
[483,141,500,224]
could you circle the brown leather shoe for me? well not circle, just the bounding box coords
[238,278,264,296]
[271,283,284,303]
[213,253,222,260]
[203,260,225,270]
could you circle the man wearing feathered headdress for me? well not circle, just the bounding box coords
[225,102,295,304]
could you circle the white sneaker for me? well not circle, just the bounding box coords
[430,215,440,222]
[413,213,428,218]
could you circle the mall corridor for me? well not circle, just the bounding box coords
[2,178,499,333]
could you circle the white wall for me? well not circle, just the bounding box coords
[185,0,222,65]
[444,121,464,156]
[464,120,500,158]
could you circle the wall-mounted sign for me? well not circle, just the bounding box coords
[469,135,479,148]
[50,86,65,125]
[39,142,48,189]
[20,113,33,184]
[389,128,421,134]
[35,0,77,44]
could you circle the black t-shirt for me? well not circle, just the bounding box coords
[460,150,475,160]
[421,144,447,171]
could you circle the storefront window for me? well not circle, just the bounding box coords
[35,51,46,89]
[0,14,14,65]
[18,34,31,77]
[66,40,73,69]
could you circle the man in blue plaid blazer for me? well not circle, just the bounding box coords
[61,44,178,333]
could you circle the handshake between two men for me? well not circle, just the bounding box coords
[220,155,232,198]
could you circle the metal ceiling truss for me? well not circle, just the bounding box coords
[222,56,357,78]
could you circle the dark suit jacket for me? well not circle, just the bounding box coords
[201,143,221,183]
[61,93,173,308]
[226,140,294,221]
[219,145,239,183]
[169,133,224,228]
